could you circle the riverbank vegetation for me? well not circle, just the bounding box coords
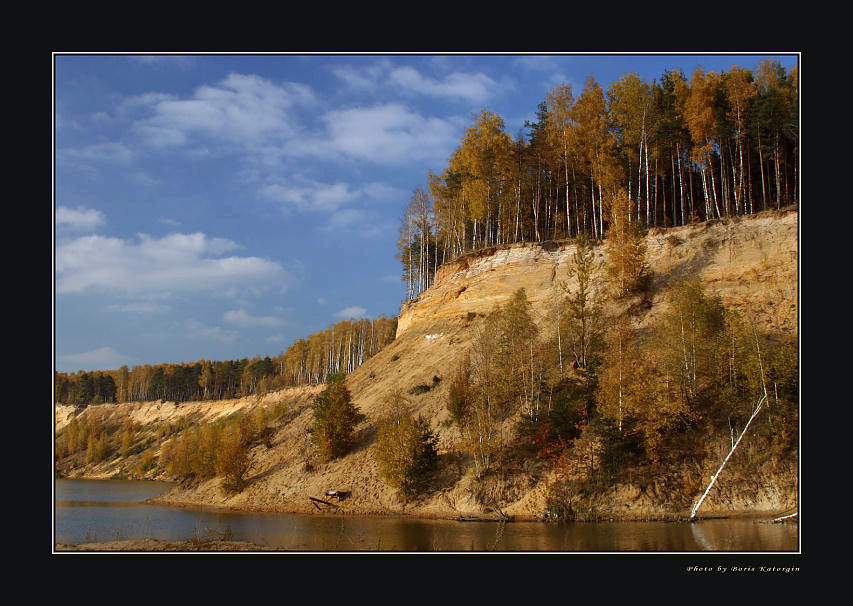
[441,217,797,520]
[56,398,291,493]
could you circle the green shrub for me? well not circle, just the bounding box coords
[373,393,439,503]
[446,357,471,426]
[311,374,365,461]
[216,424,251,494]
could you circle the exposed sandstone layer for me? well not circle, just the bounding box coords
[397,209,798,339]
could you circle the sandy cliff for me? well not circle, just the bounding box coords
[55,210,799,521]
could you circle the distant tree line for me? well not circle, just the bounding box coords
[399,59,798,299]
[55,315,397,407]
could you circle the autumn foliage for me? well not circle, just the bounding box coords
[399,61,797,298]
[373,392,440,503]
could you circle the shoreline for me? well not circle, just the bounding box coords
[146,494,792,524]
[57,473,797,526]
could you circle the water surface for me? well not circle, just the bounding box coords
[54,479,798,552]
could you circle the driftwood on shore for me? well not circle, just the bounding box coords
[309,496,340,511]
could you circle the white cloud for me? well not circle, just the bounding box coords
[314,104,458,164]
[260,179,359,213]
[333,61,499,103]
[512,55,563,72]
[319,209,391,238]
[362,182,406,202]
[389,67,498,102]
[334,305,366,319]
[108,70,460,170]
[60,347,131,371]
[56,231,285,295]
[56,206,105,232]
[330,58,393,92]
[260,178,404,219]
[131,73,315,150]
[129,171,164,188]
[223,309,284,327]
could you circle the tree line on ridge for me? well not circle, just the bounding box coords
[398,59,797,299]
[55,316,397,407]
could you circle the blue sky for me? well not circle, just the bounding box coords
[53,52,798,374]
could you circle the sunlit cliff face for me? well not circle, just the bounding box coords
[397,211,798,339]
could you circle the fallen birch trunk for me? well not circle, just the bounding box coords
[689,394,767,522]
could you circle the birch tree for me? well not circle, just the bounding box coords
[608,73,654,226]
[603,188,647,298]
[546,83,576,238]
[595,312,638,433]
[572,76,620,239]
[683,68,723,220]
[723,66,756,215]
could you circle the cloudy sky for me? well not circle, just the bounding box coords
[53,52,798,373]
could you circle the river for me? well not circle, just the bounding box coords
[54,479,798,552]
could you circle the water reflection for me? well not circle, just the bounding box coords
[690,523,715,551]
[54,480,798,552]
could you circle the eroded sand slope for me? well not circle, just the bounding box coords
[56,210,798,520]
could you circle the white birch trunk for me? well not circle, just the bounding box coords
[689,394,766,521]
[677,144,685,225]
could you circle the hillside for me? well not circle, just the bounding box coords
[55,209,798,521]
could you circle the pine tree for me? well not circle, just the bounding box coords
[373,391,439,504]
[447,355,471,427]
[311,374,365,461]
[563,232,604,369]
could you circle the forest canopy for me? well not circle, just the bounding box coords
[398,60,797,299]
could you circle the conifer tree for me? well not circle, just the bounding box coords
[373,391,439,504]
[447,355,471,427]
[563,232,604,369]
[311,374,364,461]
